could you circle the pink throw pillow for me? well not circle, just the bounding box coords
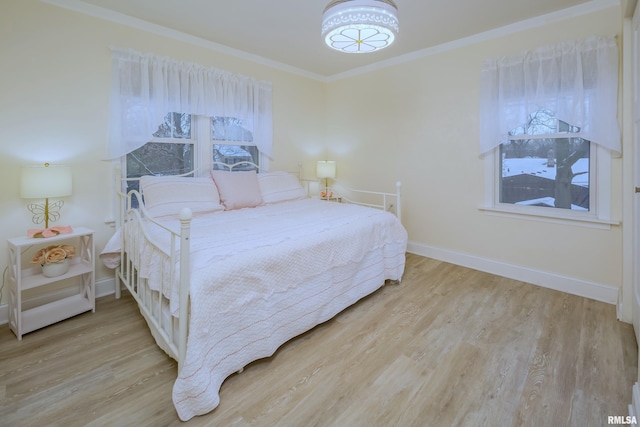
[210,170,263,210]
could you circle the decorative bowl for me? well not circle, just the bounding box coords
[42,259,70,278]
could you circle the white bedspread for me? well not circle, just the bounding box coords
[126,198,407,421]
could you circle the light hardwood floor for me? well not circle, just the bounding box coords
[1,253,637,426]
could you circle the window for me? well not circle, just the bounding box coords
[500,109,591,211]
[211,116,258,171]
[123,113,261,196]
[125,113,195,197]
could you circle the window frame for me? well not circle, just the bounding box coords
[210,115,262,171]
[122,114,266,182]
[121,116,197,196]
[481,143,616,229]
[498,112,592,211]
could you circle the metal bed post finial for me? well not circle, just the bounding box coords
[178,207,192,372]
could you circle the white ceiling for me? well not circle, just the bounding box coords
[57,0,610,79]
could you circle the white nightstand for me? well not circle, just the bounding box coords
[7,227,95,340]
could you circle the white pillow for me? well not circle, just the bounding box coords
[258,171,307,204]
[210,170,263,210]
[139,176,224,217]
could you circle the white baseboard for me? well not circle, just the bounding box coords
[407,241,618,305]
[95,277,117,299]
[0,277,116,326]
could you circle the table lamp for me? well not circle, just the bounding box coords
[317,160,336,199]
[20,163,72,229]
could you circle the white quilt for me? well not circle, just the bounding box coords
[125,198,407,421]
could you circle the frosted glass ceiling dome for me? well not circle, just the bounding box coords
[322,0,399,53]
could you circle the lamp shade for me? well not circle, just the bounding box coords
[317,160,337,179]
[20,164,72,199]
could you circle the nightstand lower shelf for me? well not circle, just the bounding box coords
[20,293,93,335]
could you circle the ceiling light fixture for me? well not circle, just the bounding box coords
[322,0,399,54]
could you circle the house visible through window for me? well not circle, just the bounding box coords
[211,116,258,171]
[500,109,590,211]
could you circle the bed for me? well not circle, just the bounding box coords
[107,163,408,421]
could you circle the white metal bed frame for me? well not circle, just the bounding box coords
[113,161,402,373]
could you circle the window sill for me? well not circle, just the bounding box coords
[478,204,620,230]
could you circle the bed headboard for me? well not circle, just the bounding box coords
[112,161,401,226]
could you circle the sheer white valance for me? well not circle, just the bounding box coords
[479,35,620,156]
[106,47,273,159]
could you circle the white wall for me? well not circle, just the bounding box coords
[0,0,628,317]
[0,0,326,307]
[325,5,625,304]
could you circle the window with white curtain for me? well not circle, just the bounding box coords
[108,47,272,173]
[479,35,620,226]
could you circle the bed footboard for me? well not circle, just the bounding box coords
[334,181,402,222]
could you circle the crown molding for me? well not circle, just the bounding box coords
[42,0,619,83]
[326,0,620,82]
[40,0,327,82]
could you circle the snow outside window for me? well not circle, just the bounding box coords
[499,109,591,212]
